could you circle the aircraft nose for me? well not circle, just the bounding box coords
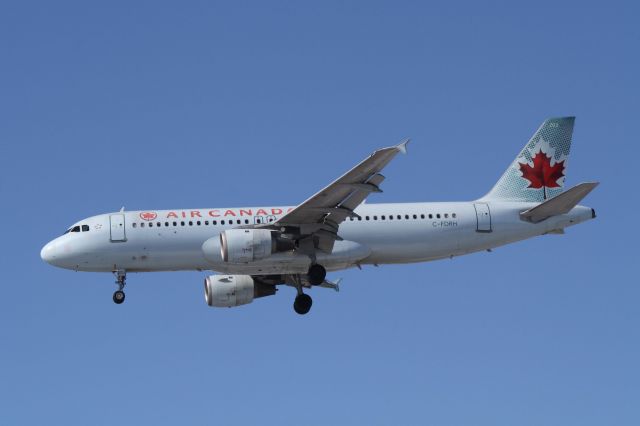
[40,242,55,264]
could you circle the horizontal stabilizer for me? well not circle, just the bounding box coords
[520,182,599,223]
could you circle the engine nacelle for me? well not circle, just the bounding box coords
[204,274,276,307]
[219,229,278,263]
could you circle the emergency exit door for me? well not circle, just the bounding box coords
[474,203,492,232]
[110,214,127,242]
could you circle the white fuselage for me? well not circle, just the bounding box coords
[40,201,595,275]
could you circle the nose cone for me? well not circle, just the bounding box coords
[40,238,83,270]
[40,242,55,264]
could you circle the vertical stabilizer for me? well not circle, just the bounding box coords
[482,117,575,202]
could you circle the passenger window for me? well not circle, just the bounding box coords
[197,221,201,226]
[429,214,433,219]
[141,223,145,228]
[365,216,370,220]
[397,215,401,220]
[245,219,249,224]
[237,220,241,224]
[381,215,386,220]
[205,221,209,225]
[373,216,377,220]
[389,215,393,220]
[189,221,193,226]
[81,225,89,232]
[413,214,417,219]
[173,221,177,226]
[357,217,362,221]
[156,222,161,227]
[221,220,226,225]
[436,214,441,219]
[405,214,409,219]
[452,213,457,218]
[165,222,169,227]
[132,223,137,228]
[181,221,185,226]
[213,220,217,225]
[444,213,448,218]
[149,223,154,227]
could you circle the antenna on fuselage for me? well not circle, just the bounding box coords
[120,206,125,212]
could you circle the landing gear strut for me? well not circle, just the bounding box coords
[112,269,126,304]
[307,264,326,286]
[289,275,313,315]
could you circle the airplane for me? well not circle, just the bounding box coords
[41,117,598,315]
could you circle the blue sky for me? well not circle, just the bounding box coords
[1,1,638,424]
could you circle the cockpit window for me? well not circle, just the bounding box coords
[63,224,87,235]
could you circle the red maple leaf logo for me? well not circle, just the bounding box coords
[140,212,157,221]
[519,150,565,193]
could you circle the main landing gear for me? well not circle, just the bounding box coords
[112,269,126,304]
[291,264,330,315]
[307,264,326,286]
[294,293,313,315]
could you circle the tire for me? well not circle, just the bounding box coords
[293,294,312,315]
[307,264,326,285]
[113,290,126,304]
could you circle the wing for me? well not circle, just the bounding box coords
[272,139,409,253]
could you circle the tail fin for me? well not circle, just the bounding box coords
[482,117,575,202]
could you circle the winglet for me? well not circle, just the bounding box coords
[396,138,410,154]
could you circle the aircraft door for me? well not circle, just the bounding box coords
[110,214,127,242]
[474,203,492,232]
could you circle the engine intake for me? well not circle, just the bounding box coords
[220,229,294,263]
[204,274,276,308]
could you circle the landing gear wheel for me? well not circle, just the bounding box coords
[307,264,326,285]
[293,294,312,315]
[113,290,126,304]
[112,269,127,305]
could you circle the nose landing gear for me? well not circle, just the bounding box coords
[113,290,125,304]
[112,269,126,304]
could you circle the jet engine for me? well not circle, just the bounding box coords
[219,229,295,263]
[204,274,276,307]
